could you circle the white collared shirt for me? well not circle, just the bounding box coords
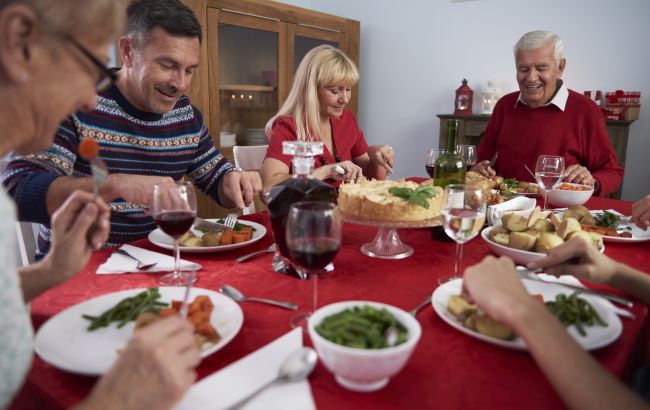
[516,81,569,111]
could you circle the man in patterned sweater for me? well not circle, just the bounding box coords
[2,0,261,257]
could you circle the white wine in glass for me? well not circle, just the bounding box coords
[535,155,565,210]
[437,184,486,284]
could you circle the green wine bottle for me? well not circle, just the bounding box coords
[434,119,466,187]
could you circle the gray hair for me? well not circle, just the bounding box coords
[514,30,564,65]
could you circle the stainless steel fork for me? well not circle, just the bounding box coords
[224,212,238,229]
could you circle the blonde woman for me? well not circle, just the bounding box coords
[261,45,393,190]
[0,1,199,408]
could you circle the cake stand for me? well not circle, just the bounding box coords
[343,213,442,259]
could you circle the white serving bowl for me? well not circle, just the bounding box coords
[481,226,604,265]
[307,300,421,392]
[542,183,594,208]
[487,196,537,226]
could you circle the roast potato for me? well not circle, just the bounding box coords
[448,295,477,320]
[579,213,597,226]
[503,214,529,232]
[529,218,555,232]
[535,232,564,253]
[201,231,222,246]
[558,218,581,239]
[564,205,589,221]
[181,236,203,247]
[475,314,515,340]
[508,231,537,251]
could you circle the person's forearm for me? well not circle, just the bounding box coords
[509,300,646,410]
[261,172,294,194]
[19,257,60,302]
[46,176,95,215]
[608,262,650,304]
[46,175,128,215]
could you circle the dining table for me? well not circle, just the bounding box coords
[11,195,650,410]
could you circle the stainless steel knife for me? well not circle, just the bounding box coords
[193,217,230,232]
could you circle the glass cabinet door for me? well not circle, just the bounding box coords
[287,24,356,114]
[207,9,285,148]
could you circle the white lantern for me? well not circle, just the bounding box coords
[481,79,503,114]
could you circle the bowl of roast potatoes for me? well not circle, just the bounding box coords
[481,205,603,265]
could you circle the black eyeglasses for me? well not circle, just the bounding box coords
[65,35,116,92]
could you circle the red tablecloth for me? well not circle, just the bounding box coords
[12,196,650,410]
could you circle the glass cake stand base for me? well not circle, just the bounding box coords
[361,227,413,259]
[344,213,442,260]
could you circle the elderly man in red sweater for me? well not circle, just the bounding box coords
[473,30,623,196]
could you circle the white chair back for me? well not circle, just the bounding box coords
[16,222,38,267]
[232,145,268,215]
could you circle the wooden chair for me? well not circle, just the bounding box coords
[232,145,268,215]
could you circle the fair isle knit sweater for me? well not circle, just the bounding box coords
[2,83,233,257]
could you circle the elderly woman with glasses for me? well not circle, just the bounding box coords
[0,1,199,409]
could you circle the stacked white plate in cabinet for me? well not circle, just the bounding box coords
[244,128,268,146]
[220,132,236,147]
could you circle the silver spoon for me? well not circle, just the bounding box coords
[224,347,317,410]
[219,285,298,310]
[236,243,276,263]
[114,248,158,270]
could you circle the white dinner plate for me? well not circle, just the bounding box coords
[583,210,650,243]
[481,226,605,265]
[148,220,267,253]
[432,278,622,351]
[34,287,244,376]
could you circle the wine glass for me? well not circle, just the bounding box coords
[425,148,445,178]
[535,155,565,210]
[286,201,342,329]
[152,181,197,286]
[437,184,486,284]
[457,144,477,171]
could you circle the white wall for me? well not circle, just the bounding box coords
[280,0,650,201]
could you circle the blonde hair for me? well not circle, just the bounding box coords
[514,30,564,66]
[0,0,125,45]
[265,45,359,141]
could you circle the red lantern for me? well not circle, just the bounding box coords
[454,79,473,115]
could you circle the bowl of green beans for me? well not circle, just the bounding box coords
[307,301,421,392]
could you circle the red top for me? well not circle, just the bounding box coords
[477,90,624,196]
[265,111,369,186]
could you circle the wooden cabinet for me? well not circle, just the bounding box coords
[182,0,360,217]
[436,114,635,199]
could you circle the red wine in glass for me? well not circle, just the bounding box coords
[154,210,195,238]
[288,237,340,270]
[425,164,435,178]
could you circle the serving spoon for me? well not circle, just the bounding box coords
[220,285,298,310]
[223,347,317,410]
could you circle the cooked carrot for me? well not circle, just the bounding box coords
[220,230,234,245]
[531,294,544,303]
[159,308,178,317]
[79,138,100,159]
[232,231,249,243]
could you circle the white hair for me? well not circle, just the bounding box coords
[514,30,564,65]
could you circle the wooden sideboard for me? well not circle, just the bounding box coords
[436,114,635,199]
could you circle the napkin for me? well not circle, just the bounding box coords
[175,327,315,410]
[487,196,537,226]
[96,244,202,274]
